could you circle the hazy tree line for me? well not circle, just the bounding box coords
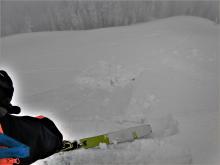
[1,0,219,37]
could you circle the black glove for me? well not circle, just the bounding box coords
[7,103,21,114]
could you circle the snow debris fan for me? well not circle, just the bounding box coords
[75,61,144,91]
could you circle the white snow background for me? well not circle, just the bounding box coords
[0,16,219,165]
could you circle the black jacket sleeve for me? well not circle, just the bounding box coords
[37,117,63,158]
[0,114,63,165]
[38,117,63,145]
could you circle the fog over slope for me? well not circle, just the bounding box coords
[1,1,219,37]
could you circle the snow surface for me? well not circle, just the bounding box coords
[0,16,219,165]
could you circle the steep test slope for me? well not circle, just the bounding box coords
[1,16,219,165]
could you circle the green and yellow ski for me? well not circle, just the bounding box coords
[79,124,152,149]
[61,124,152,151]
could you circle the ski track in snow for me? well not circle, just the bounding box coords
[0,16,219,165]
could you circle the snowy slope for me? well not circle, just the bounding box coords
[0,16,219,165]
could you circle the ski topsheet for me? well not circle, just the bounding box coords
[80,124,152,149]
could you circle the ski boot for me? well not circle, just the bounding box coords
[61,140,81,152]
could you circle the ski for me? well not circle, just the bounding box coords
[61,124,152,151]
